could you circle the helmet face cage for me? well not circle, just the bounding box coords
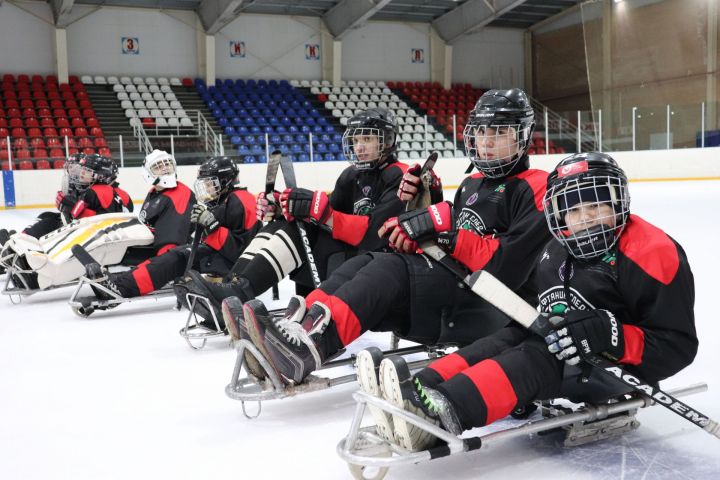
[342,127,392,170]
[463,121,531,178]
[194,176,223,205]
[544,174,630,259]
[143,150,177,188]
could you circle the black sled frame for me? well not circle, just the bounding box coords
[337,382,708,480]
[1,259,76,302]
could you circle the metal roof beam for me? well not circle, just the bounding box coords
[433,0,530,43]
[50,0,75,27]
[323,0,392,40]
[197,0,245,35]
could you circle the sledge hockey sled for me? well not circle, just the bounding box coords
[67,244,175,318]
[1,213,154,299]
[337,382,708,480]
[225,336,452,419]
[177,288,231,349]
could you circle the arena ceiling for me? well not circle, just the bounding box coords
[51,0,580,41]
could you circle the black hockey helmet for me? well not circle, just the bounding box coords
[194,156,239,206]
[463,88,535,178]
[65,153,118,191]
[342,107,399,170]
[544,152,630,259]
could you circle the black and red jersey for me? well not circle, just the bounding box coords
[532,214,697,384]
[139,181,195,254]
[203,188,261,261]
[447,158,551,293]
[68,183,134,220]
[328,157,411,252]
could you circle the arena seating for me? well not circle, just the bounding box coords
[1,73,108,169]
[107,76,193,131]
[197,78,340,163]
[308,79,462,160]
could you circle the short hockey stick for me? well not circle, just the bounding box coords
[419,242,720,439]
[279,155,322,288]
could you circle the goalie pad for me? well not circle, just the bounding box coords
[5,213,154,290]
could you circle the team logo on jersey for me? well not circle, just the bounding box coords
[602,252,617,266]
[494,183,506,193]
[354,197,374,216]
[466,193,478,206]
[456,208,486,234]
[540,250,550,263]
[138,209,148,224]
[362,186,372,196]
[537,286,595,313]
[558,259,574,281]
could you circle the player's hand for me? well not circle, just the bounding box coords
[378,217,418,253]
[191,203,220,233]
[398,164,443,203]
[256,191,280,222]
[544,309,625,366]
[280,188,333,225]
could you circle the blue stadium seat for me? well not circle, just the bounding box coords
[320,134,331,143]
[288,125,298,133]
[296,134,308,144]
[312,125,323,134]
[194,78,205,87]
[225,109,236,117]
[324,153,335,162]
[244,155,256,163]
[310,109,320,117]
[291,144,302,153]
[257,79,267,88]
[231,100,242,110]
[231,117,243,128]
[332,133,342,142]
[231,135,242,145]
[218,118,229,127]
[276,125,287,134]
[270,134,281,144]
[279,80,290,88]
[237,144,249,154]
[250,125,261,133]
[246,79,257,88]
[234,79,245,89]
[317,117,329,126]
[281,117,292,126]
[236,126,249,134]
[315,143,328,153]
[269,79,279,88]
[329,143,341,153]
[244,135,257,145]
[301,125,311,134]
[224,126,236,136]
[298,153,310,162]
[283,134,294,143]
[263,126,274,134]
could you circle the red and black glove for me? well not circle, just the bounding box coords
[544,309,625,366]
[379,202,453,253]
[397,163,442,203]
[280,188,333,225]
[55,191,77,211]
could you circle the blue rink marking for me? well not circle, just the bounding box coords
[2,170,16,207]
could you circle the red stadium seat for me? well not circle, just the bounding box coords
[25,118,39,128]
[58,127,73,137]
[37,108,51,118]
[86,118,100,128]
[93,137,107,148]
[18,160,33,170]
[30,138,46,149]
[13,138,29,149]
[82,147,95,155]
[71,118,85,128]
[78,137,93,148]
[46,137,61,148]
[50,148,65,159]
[49,99,63,109]
[43,127,58,137]
[33,149,48,159]
[98,147,112,158]
[9,118,23,128]
[65,100,78,110]
[0,127,8,137]
[90,127,103,137]
[82,109,95,118]
[52,158,66,169]
[41,118,55,128]
[69,75,80,84]
[59,83,71,92]
[56,118,70,128]
[75,127,88,137]
[36,159,51,169]
[182,78,193,87]
[15,149,31,159]
[67,109,81,119]
[46,75,58,84]
[11,127,26,138]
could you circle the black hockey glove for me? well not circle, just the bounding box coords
[280,188,333,225]
[396,201,453,241]
[190,203,220,233]
[544,309,625,366]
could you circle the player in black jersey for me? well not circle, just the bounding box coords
[376,152,697,451]
[240,88,552,386]
[176,108,415,322]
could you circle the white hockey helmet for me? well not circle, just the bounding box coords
[143,149,177,189]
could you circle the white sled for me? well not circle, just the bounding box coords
[337,383,708,480]
[225,336,451,419]
[1,213,154,298]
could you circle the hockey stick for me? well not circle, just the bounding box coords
[279,155,322,288]
[222,150,283,303]
[405,151,438,212]
[418,241,720,439]
[184,226,203,277]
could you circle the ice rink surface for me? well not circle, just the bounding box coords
[1,181,719,480]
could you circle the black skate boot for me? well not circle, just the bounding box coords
[10,255,40,290]
[241,296,308,381]
[174,270,254,330]
[0,228,10,274]
[85,262,125,301]
[255,300,343,385]
[379,356,463,451]
[222,296,267,379]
